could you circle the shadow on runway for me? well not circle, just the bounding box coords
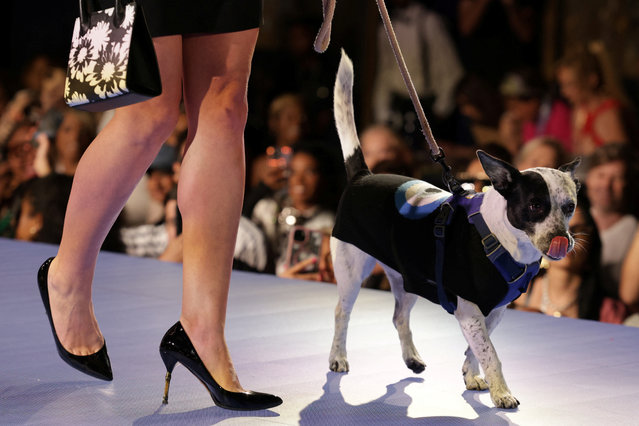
[1,380,113,424]
[133,404,280,425]
[299,372,513,425]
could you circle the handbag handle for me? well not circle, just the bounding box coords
[79,0,128,34]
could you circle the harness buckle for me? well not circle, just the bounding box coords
[481,233,501,255]
[433,203,452,239]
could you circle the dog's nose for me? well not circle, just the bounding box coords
[547,236,569,259]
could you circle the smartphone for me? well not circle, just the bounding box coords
[284,226,323,273]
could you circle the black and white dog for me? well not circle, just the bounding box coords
[328,51,580,409]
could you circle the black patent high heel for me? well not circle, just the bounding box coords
[159,321,282,411]
[37,257,113,381]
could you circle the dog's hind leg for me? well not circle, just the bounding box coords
[382,264,426,373]
[461,305,506,391]
[329,238,376,373]
[455,299,519,409]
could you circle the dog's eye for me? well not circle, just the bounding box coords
[562,202,575,216]
[528,202,542,213]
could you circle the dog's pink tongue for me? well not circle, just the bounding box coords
[547,236,569,259]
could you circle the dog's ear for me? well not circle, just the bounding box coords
[559,157,582,191]
[477,150,521,196]
[558,157,581,176]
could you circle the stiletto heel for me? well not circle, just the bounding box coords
[160,349,178,404]
[37,257,113,381]
[162,370,173,404]
[159,321,282,410]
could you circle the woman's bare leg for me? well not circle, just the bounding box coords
[46,36,184,355]
[178,29,258,392]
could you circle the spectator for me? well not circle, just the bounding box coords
[498,69,572,156]
[34,66,67,148]
[34,109,96,176]
[373,0,464,147]
[557,46,629,156]
[120,107,186,227]
[38,67,66,118]
[360,124,413,173]
[20,55,53,95]
[0,90,37,151]
[0,55,53,146]
[458,142,512,193]
[251,143,340,276]
[454,74,504,147]
[245,93,307,216]
[513,196,604,320]
[13,173,124,252]
[0,122,37,217]
[121,142,269,271]
[14,174,72,244]
[514,136,567,170]
[119,195,179,261]
[585,143,638,323]
[119,144,179,258]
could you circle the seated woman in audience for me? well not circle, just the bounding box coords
[556,46,629,156]
[251,143,341,277]
[33,109,96,177]
[513,196,604,320]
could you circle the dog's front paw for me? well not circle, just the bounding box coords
[464,374,488,391]
[329,357,349,373]
[491,391,520,409]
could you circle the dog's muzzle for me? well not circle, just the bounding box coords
[546,236,569,260]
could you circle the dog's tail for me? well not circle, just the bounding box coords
[334,50,369,182]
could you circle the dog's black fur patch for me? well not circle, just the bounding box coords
[504,171,551,235]
[344,147,370,182]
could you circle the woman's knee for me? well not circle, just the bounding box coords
[116,99,181,146]
[204,75,250,132]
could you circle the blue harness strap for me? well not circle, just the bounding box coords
[463,195,541,307]
[433,193,541,314]
[433,200,456,314]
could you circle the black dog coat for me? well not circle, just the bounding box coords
[332,172,540,316]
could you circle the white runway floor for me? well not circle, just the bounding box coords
[1,237,639,425]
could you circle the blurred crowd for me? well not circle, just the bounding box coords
[2,0,639,326]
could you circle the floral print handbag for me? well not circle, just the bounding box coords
[64,0,161,112]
